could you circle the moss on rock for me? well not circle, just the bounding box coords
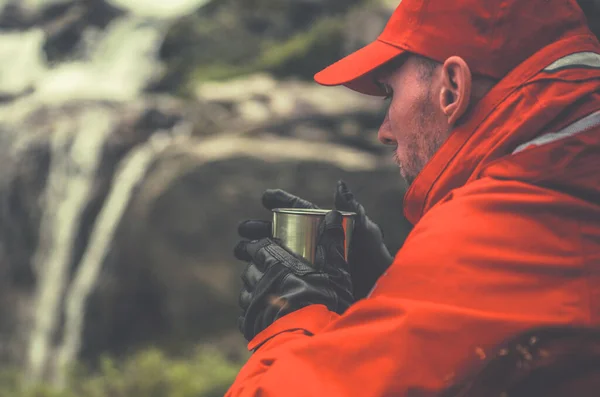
[155,0,370,95]
[187,16,346,85]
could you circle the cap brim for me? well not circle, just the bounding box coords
[314,39,405,96]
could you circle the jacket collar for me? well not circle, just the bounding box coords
[403,34,600,225]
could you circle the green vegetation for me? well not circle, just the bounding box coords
[158,0,373,95]
[0,347,243,397]
[187,16,346,84]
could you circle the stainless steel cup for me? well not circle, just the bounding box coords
[272,208,356,266]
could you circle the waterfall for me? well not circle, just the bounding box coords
[107,0,213,18]
[36,16,168,103]
[0,29,46,97]
[26,107,116,384]
[7,0,213,385]
[55,130,185,386]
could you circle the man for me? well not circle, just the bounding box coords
[228,0,600,395]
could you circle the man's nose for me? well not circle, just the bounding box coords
[378,118,396,145]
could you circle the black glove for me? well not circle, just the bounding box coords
[334,181,394,298]
[238,180,393,299]
[234,210,353,342]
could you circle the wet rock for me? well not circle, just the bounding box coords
[90,149,410,360]
[195,73,388,154]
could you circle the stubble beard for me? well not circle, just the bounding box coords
[396,102,449,187]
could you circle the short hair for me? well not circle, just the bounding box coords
[376,53,497,103]
[412,54,440,80]
[410,54,499,104]
[380,53,440,81]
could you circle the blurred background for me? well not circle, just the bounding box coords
[0,0,598,396]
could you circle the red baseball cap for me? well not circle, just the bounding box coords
[314,0,591,96]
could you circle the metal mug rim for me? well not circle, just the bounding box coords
[272,208,356,217]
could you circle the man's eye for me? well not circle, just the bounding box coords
[374,79,393,100]
[383,85,393,101]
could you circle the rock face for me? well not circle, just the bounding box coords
[0,83,412,371]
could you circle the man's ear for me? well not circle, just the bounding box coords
[439,56,472,127]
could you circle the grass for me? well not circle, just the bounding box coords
[1,346,244,397]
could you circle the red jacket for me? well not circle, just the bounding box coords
[226,33,600,397]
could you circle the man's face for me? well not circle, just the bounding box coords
[374,56,452,186]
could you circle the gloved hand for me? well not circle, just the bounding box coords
[234,210,353,342]
[238,180,393,300]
